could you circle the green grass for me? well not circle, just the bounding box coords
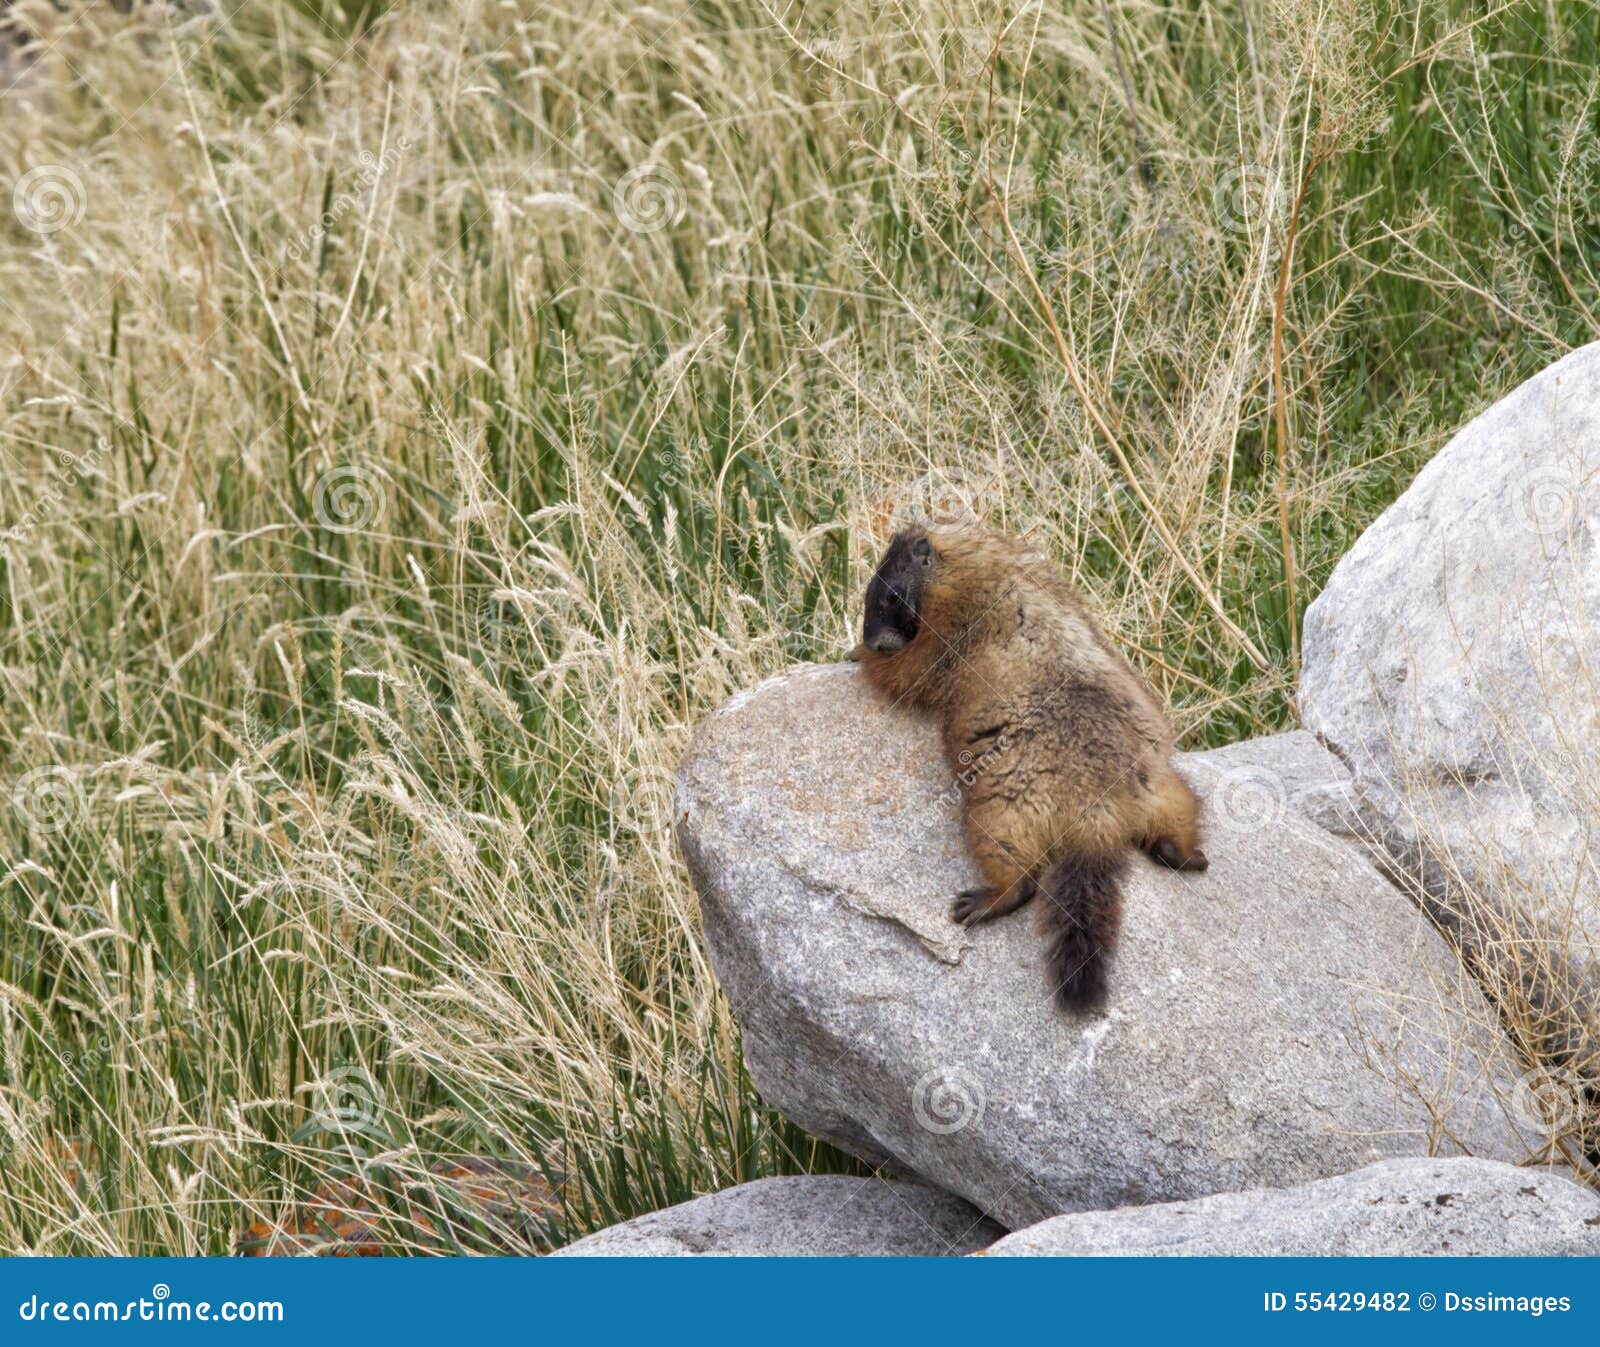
[0,0,1595,1252]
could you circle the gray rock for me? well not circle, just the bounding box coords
[1190,730,1363,840]
[676,662,1543,1230]
[1191,731,1420,886]
[1300,340,1600,1069]
[550,1176,1003,1256]
[984,1157,1600,1256]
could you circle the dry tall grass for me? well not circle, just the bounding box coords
[0,0,1596,1251]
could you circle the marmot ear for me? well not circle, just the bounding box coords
[911,536,933,563]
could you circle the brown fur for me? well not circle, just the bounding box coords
[856,523,1207,1011]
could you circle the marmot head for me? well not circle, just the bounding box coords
[858,525,937,655]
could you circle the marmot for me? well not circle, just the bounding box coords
[853,522,1207,1012]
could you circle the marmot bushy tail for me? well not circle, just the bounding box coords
[1039,852,1127,1012]
[853,522,1208,1013]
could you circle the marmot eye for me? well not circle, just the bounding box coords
[911,536,933,563]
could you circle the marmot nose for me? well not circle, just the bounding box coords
[865,626,908,654]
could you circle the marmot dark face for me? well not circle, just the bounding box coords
[860,527,935,654]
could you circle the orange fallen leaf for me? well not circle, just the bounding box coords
[239,1158,563,1257]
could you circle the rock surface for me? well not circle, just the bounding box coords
[1190,730,1363,844]
[1300,340,1600,1054]
[1190,731,1417,888]
[550,1176,1003,1256]
[675,662,1541,1229]
[984,1157,1600,1256]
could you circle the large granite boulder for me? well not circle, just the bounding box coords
[675,662,1541,1229]
[984,1156,1600,1256]
[1300,340,1600,1075]
[550,1176,1003,1256]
